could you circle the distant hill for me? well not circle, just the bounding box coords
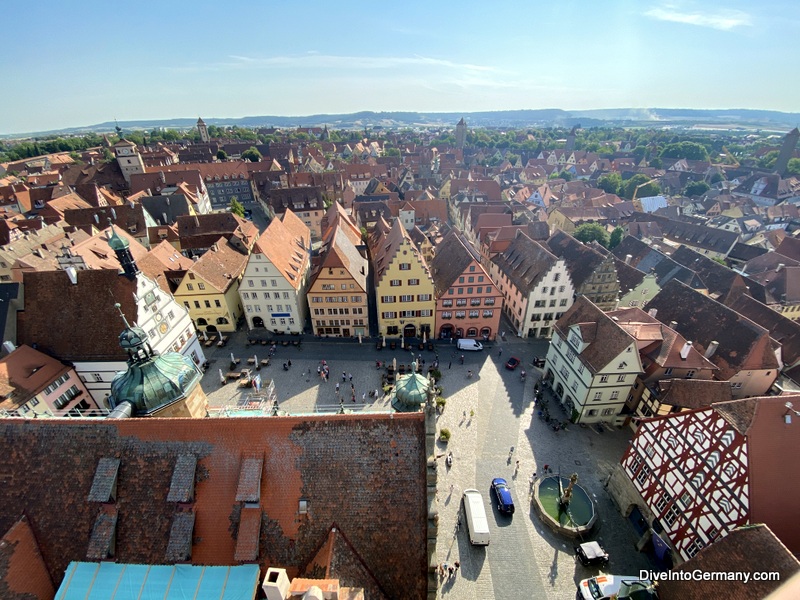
[5,108,800,138]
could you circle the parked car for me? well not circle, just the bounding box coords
[505,357,521,370]
[457,339,483,351]
[491,477,515,514]
[575,541,609,567]
[577,575,657,600]
[532,356,546,368]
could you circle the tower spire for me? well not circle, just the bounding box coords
[114,302,131,329]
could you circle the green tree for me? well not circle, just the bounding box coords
[684,181,710,197]
[241,146,262,162]
[709,172,725,184]
[573,223,609,248]
[557,170,573,181]
[786,158,800,178]
[384,147,401,157]
[758,151,779,170]
[649,157,663,169]
[597,172,622,195]
[229,197,245,218]
[609,226,625,249]
[624,174,661,200]
[659,141,709,161]
[216,149,228,161]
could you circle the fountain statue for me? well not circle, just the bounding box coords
[560,473,579,506]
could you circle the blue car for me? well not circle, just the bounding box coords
[491,477,515,514]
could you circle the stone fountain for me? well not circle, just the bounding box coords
[531,472,597,538]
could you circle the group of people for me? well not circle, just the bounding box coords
[316,360,330,381]
[438,560,460,581]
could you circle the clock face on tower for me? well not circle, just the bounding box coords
[159,322,169,335]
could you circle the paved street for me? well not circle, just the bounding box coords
[197,329,654,598]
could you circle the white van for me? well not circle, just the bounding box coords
[457,339,483,351]
[462,489,490,546]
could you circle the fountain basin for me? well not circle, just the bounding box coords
[532,475,597,538]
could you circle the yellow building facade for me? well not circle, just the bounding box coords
[173,239,248,333]
[370,218,435,340]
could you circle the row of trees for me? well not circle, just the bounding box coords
[573,223,625,249]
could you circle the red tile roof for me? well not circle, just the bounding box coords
[0,516,55,600]
[0,415,428,598]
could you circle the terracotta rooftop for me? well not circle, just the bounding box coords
[186,237,249,293]
[0,344,72,410]
[659,524,799,600]
[0,516,55,600]
[0,415,428,599]
[252,209,310,290]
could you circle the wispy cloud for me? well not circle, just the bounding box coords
[645,4,752,31]
[169,53,495,74]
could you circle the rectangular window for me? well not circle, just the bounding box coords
[390,280,401,286]
[442,299,453,307]
[483,310,493,317]
[408,279,419,286]
[204,300,211,308]
[601,407,615,416]
[381,296,396,303]
[469,310,479,318]
[600,375,609,383]
[617,374,626,382]
[593,391,602,401]
[183,302,190,310]
[194,301,200,309]
[665,367,673,375]
[610,391,619,400]
[271,280,278,287]
[400,295,414,302]
[559,299,568,307]
[198,283,205,290]
[442,311,452,319]
[417,294,431,301]
[215,300,221,308]
[186,283,194,291]
[399,263,411,270]
[636,465,651,485]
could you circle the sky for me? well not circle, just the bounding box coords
[3,0,798,135]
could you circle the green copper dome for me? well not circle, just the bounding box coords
[109,352,200,415]
[107,225,130,251]
[119,326,147,350]
[391,363,433,412]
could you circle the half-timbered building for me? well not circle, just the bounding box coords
[608,395,800,565]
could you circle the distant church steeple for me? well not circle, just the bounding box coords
[455,118,467,150]
[774,127,799,176]
[197,117,210,143]
[106,219,139,280]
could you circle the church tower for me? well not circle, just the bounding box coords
[774,127,799,176]
[113,138,145,185]
[455,118,467,150]
[197,117,210,143]
[107,221,139,280]
[108,305,208,418]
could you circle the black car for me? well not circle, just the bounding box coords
[575,541,609,567]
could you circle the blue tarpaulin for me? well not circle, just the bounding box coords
[55,562,260,600]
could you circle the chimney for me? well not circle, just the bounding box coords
[680,341,693,360]
[194,213,200,228]
[211,243,218,252]
[625,254,632,265]
[162,213,168,224]
[3,341,16,354]
[669,321,678,330]
[777,263,785,272]
[66,266,78,285]
[261,568,290,600]
[128,200,134,208]
[94,214,100,224]
[704,341,720,359]
[111,208,117,220]
[647,308,658,318]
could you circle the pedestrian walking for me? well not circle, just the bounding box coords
[543,464,550,473]
[351,392,356,402]
[448,361,452,369]
[448,566,455,578]
[454,560,460,573]
[348,373,353,382]
[342,372,347,382]
[288,360,292,368]
[336,383,340,394]
[317,365,321,375]
[362,392,366,402]
[374,388,380,399]
[515,459,520,475]
[499,348,503,357]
